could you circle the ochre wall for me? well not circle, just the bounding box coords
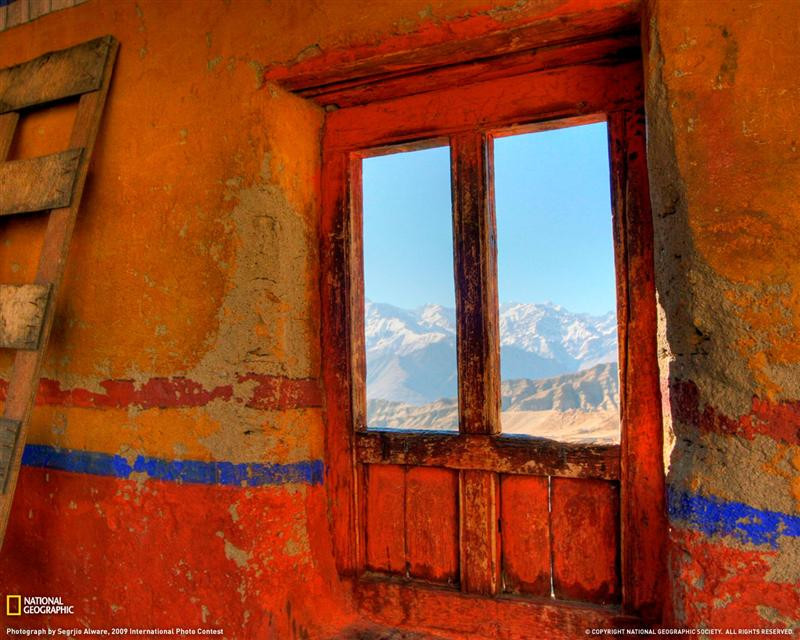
[645,0,800,628]
[0,0,798,637]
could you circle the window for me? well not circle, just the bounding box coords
[362,144,458,432]
[320,34,665,634]
[496,121,621,443]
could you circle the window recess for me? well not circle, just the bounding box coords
[318,29,665,637]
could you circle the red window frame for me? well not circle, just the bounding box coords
[319,37,665,635]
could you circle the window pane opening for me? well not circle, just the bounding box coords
[494,120,620,444]
[362,144,459,432]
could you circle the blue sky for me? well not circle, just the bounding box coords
[362,121,616,316]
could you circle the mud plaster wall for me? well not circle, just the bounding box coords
[646,0,800,627]
[0,1,627,638]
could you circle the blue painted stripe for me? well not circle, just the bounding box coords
[668,485,800,547]
[0,0,17,7]
[21,444,324,487]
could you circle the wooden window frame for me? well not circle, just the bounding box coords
[319,35,665,635]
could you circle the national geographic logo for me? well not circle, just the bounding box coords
[6,596,20,616]
[6,596,74,615]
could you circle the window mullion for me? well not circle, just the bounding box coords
[452,131,501,596]
[451,130,500,436]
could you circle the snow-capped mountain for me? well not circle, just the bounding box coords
[365,300,618,405]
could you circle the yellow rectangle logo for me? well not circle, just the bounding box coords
[6,594,21,616]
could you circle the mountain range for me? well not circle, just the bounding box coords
[365,300,621,442]
[365,300,618,405]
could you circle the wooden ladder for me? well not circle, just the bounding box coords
[0,36,118,546]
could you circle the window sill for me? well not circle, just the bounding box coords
[353,575,643,640]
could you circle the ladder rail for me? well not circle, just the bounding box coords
[0,37,118,545]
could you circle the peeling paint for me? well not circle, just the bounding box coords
[223,538,251,568]
[0,374,321,411]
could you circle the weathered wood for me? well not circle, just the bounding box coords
[348,155,367,432]
[364,464,406,575]
[323,60,643,153]
[356,431,620,480]
[451,131,500,435]
[353,137,448,159]
[0,36,114,113]
[0,37,118,541]
[459,469,499,595]
[267,1,639,95]
[29,0,52,21]
[0,149,83,216]
[500,475,551,596]
[405,467,458,584]
[318,30,664,631]
[355,577,642,640]
[495,113,606,139]
[0,284,51,350]
[551,478,620,605]
[5,0,28,30]
[0,419,22,491]
[321,149,361,574]
[608,111,666,619]
[301,33,639,109]
[0,113,19,159]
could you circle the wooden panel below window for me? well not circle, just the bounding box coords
[500,474,550,597]
[550,477,620,605]
[364,464,406,575]
[405,467,459,584]
[459,469,500,595]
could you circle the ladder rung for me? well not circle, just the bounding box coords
[0,284,51,350]
[0,418,22,492]
[0,36,114,114]
[0,149,83,217]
